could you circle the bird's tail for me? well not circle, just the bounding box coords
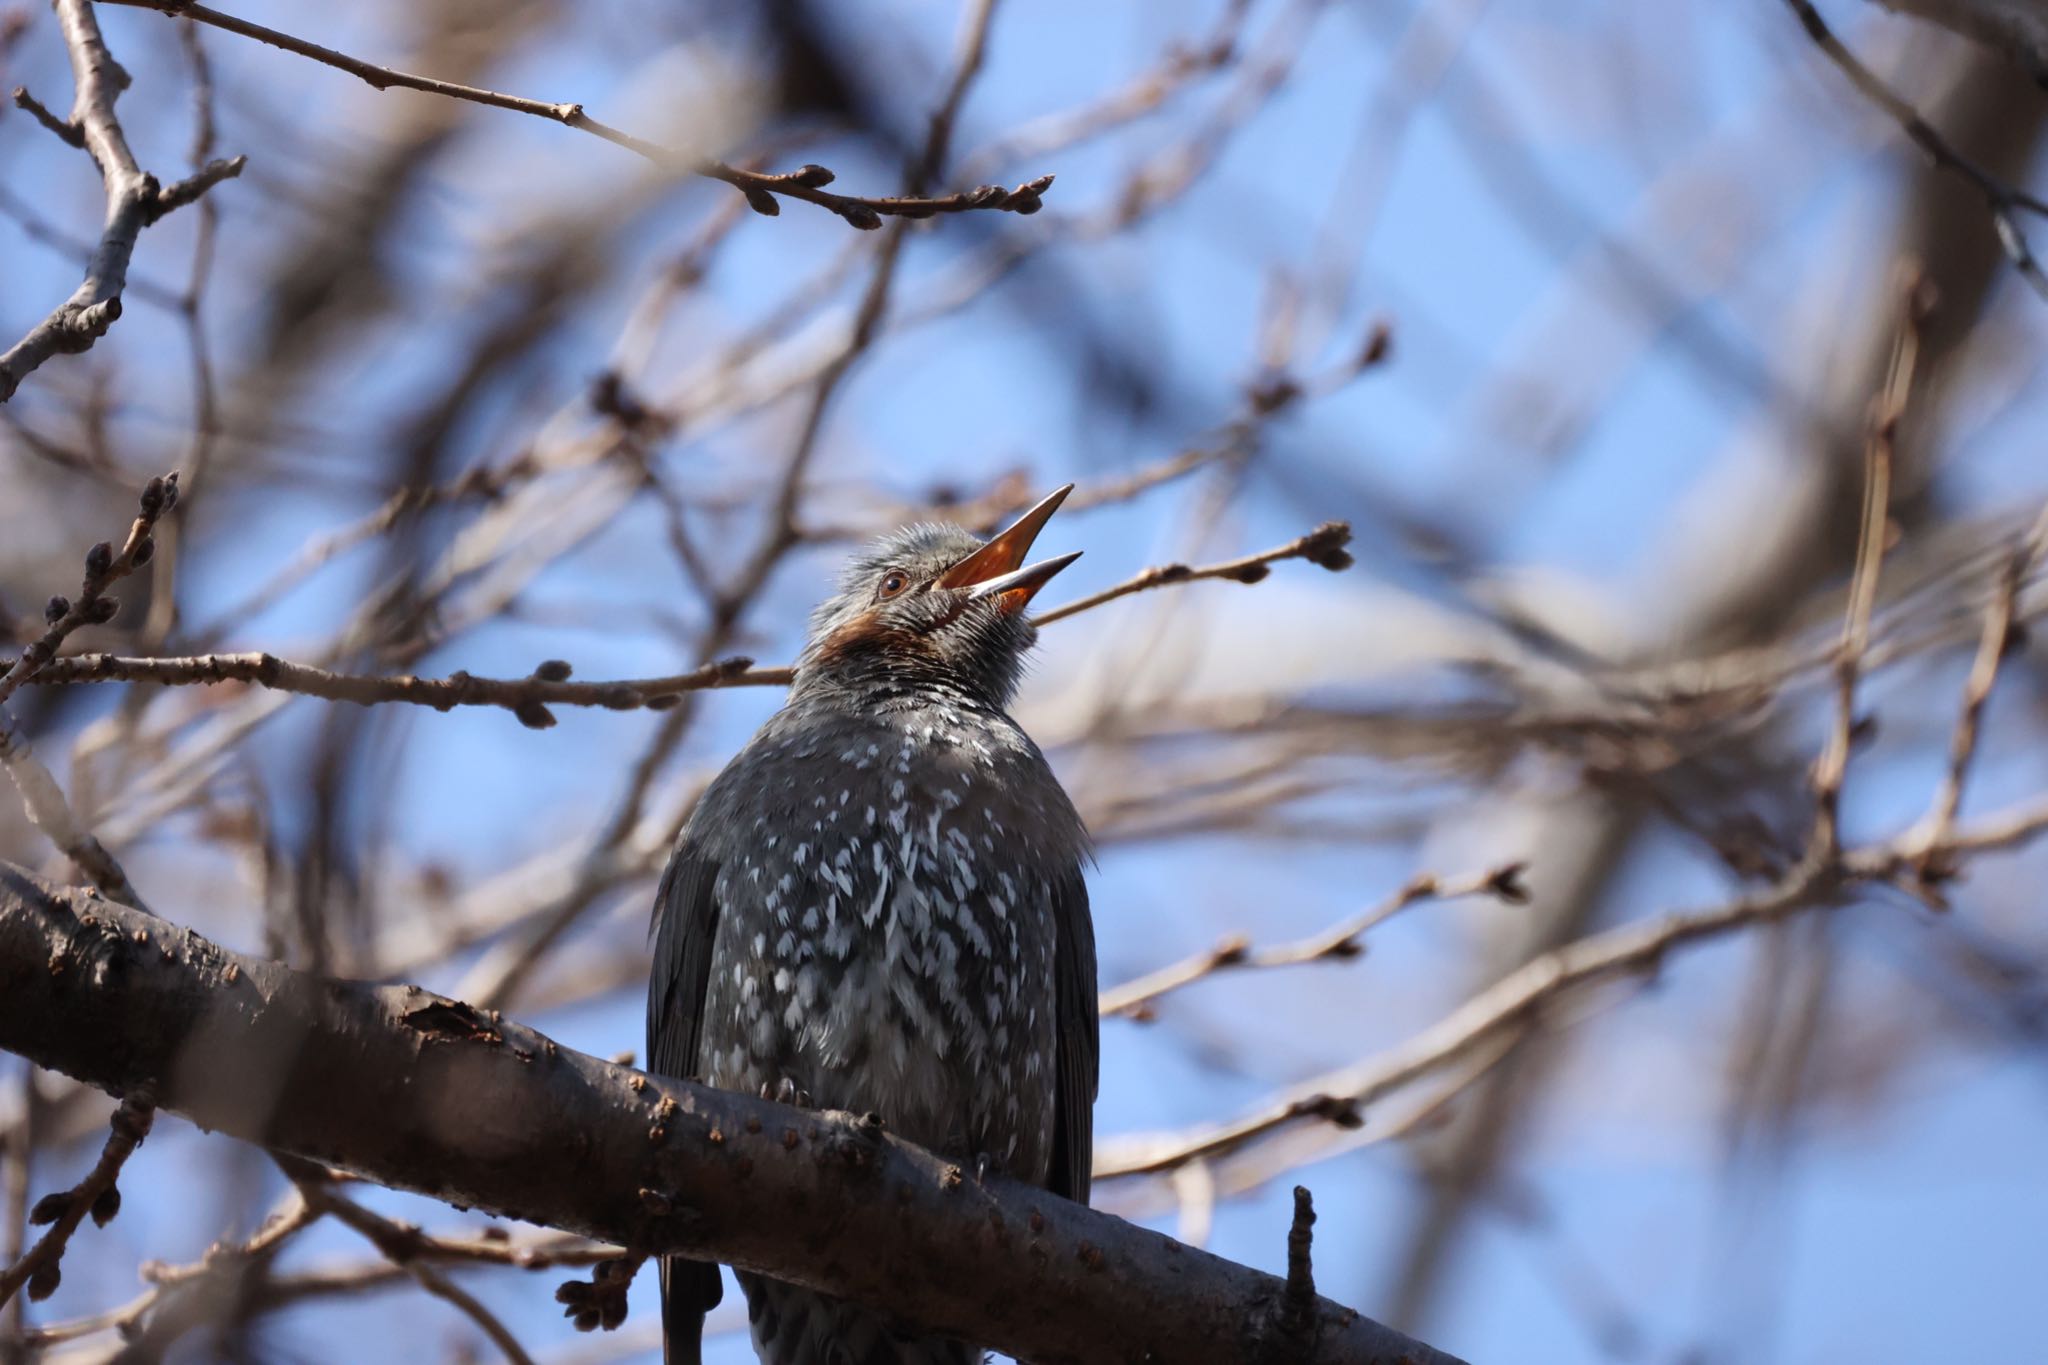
[660,1256,723,1365]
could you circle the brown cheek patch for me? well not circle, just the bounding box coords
[812,610,924,667]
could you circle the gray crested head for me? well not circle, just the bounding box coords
[793,485,1080,709]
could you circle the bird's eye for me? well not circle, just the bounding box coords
[877,570,911,599]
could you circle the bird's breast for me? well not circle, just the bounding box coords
[699,712,1069,1172]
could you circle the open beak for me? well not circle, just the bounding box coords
[963,551,1083,610]
[936,484,1080,613]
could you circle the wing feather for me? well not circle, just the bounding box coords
[647,845,724,1365]
[1048,869,1099,1205]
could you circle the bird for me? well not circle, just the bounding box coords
[647,485,1098,1365]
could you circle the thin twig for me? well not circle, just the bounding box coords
[0,472,179,710]
[0,1065,32,1345]
[954,0,1255,183]
[29,653,783,724]
[1031,522,1355,627]
[1274,1186,1319,1356]
[9,86,82,146]
[31,520,1370,724]
[1913,500,2048,883]
[137,17,225,650]
[1810,276,1925,855]
[1101,863,1529,1020]
[0,720,147,909]
[1095,781,2048,1180]
[407,1261,538,1365]
[99,0,1051,230]
[1780,0,2048,301]
[20,1213,611,1348]
[0,1095,151,1311]
[0,2,243,401]
[0,474,179,908]
[285,1163,538,1365]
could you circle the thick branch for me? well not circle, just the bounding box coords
[0,863,1459,1365]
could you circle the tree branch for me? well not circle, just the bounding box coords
[0,471,178,907]
[1781,0,2048,301]
[0,1093,151,1310]
[99,0,1051,230]
[10,85,83,146]
[0,862,1461,1365]
[0,720,147,909]
[286,1164,537,1365]
[26,652,785,727]
[1094,789,2048,1179]
[1030,521,1356,626]
[1912,500,2048,877]
[0,471,178,710]
[21,523,1350,719]
[0,3,243,401]
[1101,863,1529,1021]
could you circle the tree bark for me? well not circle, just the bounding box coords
[0,863,1460,1365]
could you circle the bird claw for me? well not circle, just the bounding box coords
[761,1078,811,1109]
[973,1152,993,1184]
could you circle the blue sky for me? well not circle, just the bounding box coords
[6,0,2048,1362]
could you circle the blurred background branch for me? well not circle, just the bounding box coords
[2,0,2046,1361]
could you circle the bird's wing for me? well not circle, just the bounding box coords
[1048,867,1100,1206]
[647,843,725,1365]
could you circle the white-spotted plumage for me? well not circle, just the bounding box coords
[649,517,1096,1365]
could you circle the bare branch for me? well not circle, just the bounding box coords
[0,471,178,710]
[1031,521,1356,626]
[1095,790,2048,1179]
[0,862,1461,1365]
[288,1164,538,1365]
[1101,864,1529,1021]
[1781,0,2048,300]
[28,652,784,725]
[0,1094,151,1310]
[0,3,243,401]
[99,0,1052,230]
[10,85,82,146]
[0,720,147,909]
[0,471,179,907]
[1810,278,1924,855]
[1912,500,2048,884]
[18,1204,616,1349]
[27,522,1360,719]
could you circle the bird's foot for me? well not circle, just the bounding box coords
[758,1078,812,1109]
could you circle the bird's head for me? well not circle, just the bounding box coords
[795,484,1080,708]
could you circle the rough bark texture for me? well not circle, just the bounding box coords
[0,863,1460,1365]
